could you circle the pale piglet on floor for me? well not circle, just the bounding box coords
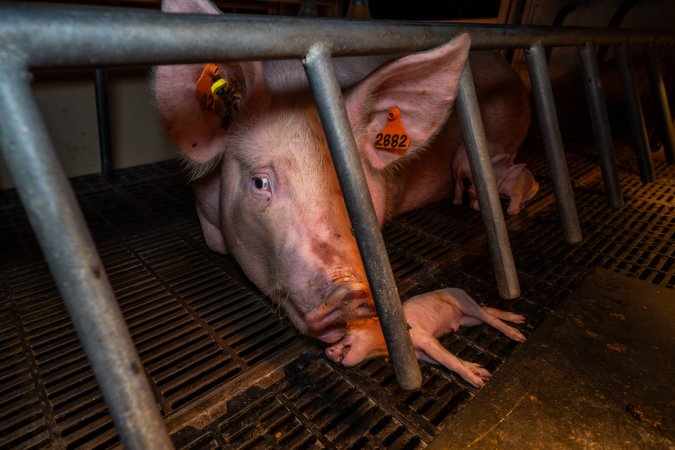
[325,288,526,388]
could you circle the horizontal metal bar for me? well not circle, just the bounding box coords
[0,63,173,450]
[578,42,623,208]
[526,41,583,244]
[617,44,655,183]
[303,43,422,390]
[0,5,673,69]
[456,62,520,300]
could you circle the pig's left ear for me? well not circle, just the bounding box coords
[345,34,471,170]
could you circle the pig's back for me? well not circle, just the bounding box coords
[469,51,531,153]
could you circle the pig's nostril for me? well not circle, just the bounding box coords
[306,282,373,342]
[324,281,369,307]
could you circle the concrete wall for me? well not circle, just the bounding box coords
[0,67,176,189]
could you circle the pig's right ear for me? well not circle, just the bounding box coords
[345,34,471,171]
[154,61,267,164]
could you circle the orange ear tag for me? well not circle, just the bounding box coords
[374,107,411,155]
[195,63,220,112]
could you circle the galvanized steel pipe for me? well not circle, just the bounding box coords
[0,63,173,450]
[303,43,422,390]
[526,41,583,244]
[646,45,675,165]
[95,68,113,175]
[578,43,623,208]
[617,44,655,183]
[0,5,673,70]
[456,62,521,299]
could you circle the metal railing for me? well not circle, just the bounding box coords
[0,4,673,449]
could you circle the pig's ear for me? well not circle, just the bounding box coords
[155,0,268,165]
[154,62,266,164]
[345,34,471,170]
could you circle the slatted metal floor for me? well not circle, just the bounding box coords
[0,140,673,449]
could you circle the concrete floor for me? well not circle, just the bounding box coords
[432,268,674,449]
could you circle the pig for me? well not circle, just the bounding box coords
[453,146,539,215]
[155,0,532,370]
[325,288,526,387]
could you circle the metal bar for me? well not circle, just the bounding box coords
[302,43,422,390]
[646,45,675,165]
[617,44,656,182]
[578,42,623,208]
[0,5,673,70]
[0,63,173,450]
[94,68,113,175]
[525,41,583,244]
[456,63,521,299]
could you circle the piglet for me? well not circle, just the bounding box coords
[493,155,540,216]
[325,288,526,388]
[453,144,539,216]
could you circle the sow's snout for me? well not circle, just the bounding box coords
[305,281,376,344]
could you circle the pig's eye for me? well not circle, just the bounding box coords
[252,176,270,191]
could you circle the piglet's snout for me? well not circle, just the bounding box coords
[306,281,375,343]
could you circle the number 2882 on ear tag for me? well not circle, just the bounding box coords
[374,106,411,155]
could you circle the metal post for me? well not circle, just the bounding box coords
[94,68,113,175]
[0,64,173,450]
[456,62,521,299]
[526,41,583,244]
[302,43,422,390]
[646,45,675,165]
[617,43,655,182]
[578,42,623,208]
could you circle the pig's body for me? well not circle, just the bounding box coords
[156,0,534,374]
[325,288,526,387]
[256,51,533,223]
[369,51,533,220]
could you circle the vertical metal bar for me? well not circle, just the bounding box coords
[0,65,173,450]
[617,43,656,182]
[646,45,675,165]
[525,41,583,244]
[578,42,624,208]
[302,43,422,390]
[456,63,521,299]
[94,68,113,175]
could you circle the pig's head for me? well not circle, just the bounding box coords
[155,0,470,343]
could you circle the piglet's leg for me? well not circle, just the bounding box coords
[482,307,526,324]
[447,289,527,342]
[412,331,491,388]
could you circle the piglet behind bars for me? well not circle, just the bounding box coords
[326,288,526,387]
[155,0,532,380]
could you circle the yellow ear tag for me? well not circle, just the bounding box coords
[195,63,220,112]
[211,78,229,101]
[374,107,411,155]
